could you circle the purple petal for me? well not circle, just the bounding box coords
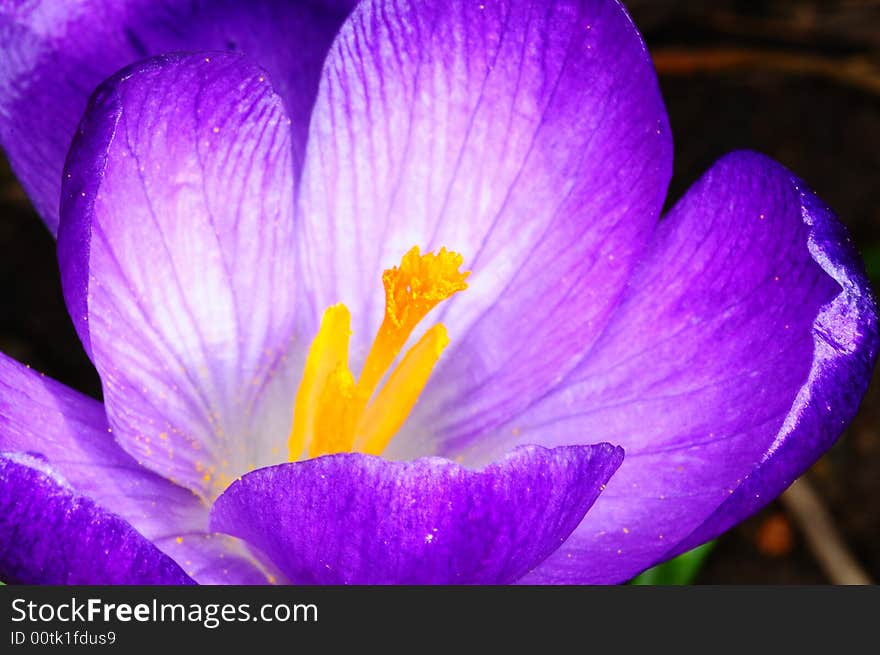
[58,53,300,499]
[0,352,269,584]
[210,444,623,584]
[476,151,877,583]
[297,0,672,448]
[0,0,356,233]
[668,172,880,557]
[0,453,194,584]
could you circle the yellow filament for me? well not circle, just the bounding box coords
[355,324,449,455]
[288,246,468,460]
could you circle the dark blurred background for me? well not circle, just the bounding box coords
[1,0,878,583]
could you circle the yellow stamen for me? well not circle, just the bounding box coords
[288,247,468,461]
[288,304,353,460]
[309,366,364,458]
[355,324,450,455]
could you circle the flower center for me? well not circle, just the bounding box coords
[288,246,469,460]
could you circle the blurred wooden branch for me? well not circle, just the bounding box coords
[707,4,880,50]
[629,0,880,49]
[652,47,880,96]
[781,477,874,585]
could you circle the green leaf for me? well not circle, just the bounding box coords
[863,245,880,283]
[629,541,715,585]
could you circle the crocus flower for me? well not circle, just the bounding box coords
[0,0,876,586]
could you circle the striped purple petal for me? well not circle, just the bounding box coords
[0,453,194,585]
[58,53,301,499]
[0,0,356,233]
[210,444,623,584]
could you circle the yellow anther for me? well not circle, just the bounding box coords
[288,247,468,461]
[309,365,364,458]
[288,304,353,460]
